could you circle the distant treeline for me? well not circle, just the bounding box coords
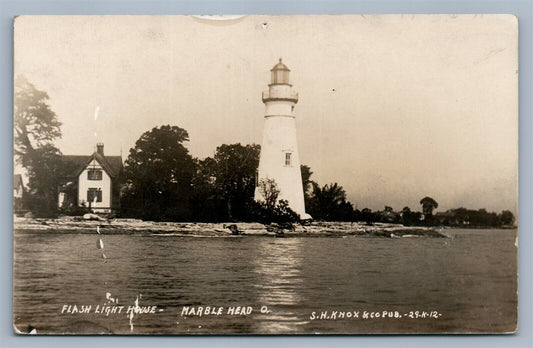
[334,206,516,228]
[301,170,515,228]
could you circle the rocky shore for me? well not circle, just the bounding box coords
[13,216,448,238]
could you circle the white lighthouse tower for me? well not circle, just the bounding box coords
[255,58,310,219]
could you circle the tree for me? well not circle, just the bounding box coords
[499,210,515,226]
[24,145,69,216]
[189,143,260,222]
[300,164,317,212]
[300,165,313,195]
[251,178,299,224]
[14,76,64,216]
[257,178,280,211]
[307,182,354,221]
[189,157,225,221]
[420,196,438,219]
[14,76,62,165]
[211,143,260,220]
[121,125,196,221]
[400,206,422,226]
[442,207,512,227]
[380,205,399,223]
[270,199,299,225]
[359,208,375,225]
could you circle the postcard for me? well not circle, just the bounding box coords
[13,14,518,334]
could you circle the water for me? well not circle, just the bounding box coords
[13,229,517,334]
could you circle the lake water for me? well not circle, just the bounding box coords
[13,228,517,334]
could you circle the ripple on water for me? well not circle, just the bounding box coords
[13,229,517,334]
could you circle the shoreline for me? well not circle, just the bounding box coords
[13,216,449,238]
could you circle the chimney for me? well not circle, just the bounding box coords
[96,143,104,156]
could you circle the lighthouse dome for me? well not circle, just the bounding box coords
[271,58,290,71]
[270,58,291,85]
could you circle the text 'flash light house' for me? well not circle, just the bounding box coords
[255,59,311,220]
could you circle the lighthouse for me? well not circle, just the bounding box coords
[255,59,310,220]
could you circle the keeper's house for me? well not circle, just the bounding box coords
[59,143,123,213]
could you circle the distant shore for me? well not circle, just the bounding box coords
[13,216,450,238]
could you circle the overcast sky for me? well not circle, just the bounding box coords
[14,15,518,214]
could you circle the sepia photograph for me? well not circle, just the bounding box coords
[13,14,518,335]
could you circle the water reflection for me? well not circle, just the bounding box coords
[13,230,517,334]
[252,238,309,333]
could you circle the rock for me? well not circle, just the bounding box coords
[224,224,242,235]
[83,213,104,221]
[14,218,450,238]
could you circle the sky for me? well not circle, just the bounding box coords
[14,15,518,214]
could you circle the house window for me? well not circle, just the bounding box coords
[88,170,103,180]
[87,188,102,203]
[285,152,292,166]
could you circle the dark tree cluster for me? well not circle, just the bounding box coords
[434,208,515,227]
[210,143,260,221]
[250,179,299,225]
[14,76,68,217]
[120,125,196,221]
[119,126,265,222]
[306,182,354,221]
[301,166,356,221]
[349,204,515,228]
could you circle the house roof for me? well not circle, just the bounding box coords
[14,174,23,188]
[62,153,123,179]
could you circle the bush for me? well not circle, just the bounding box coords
[60,205,91,216]
[23,195,59,218]
[248,199,300,225]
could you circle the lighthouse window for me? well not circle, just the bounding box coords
[285,152,292,166]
